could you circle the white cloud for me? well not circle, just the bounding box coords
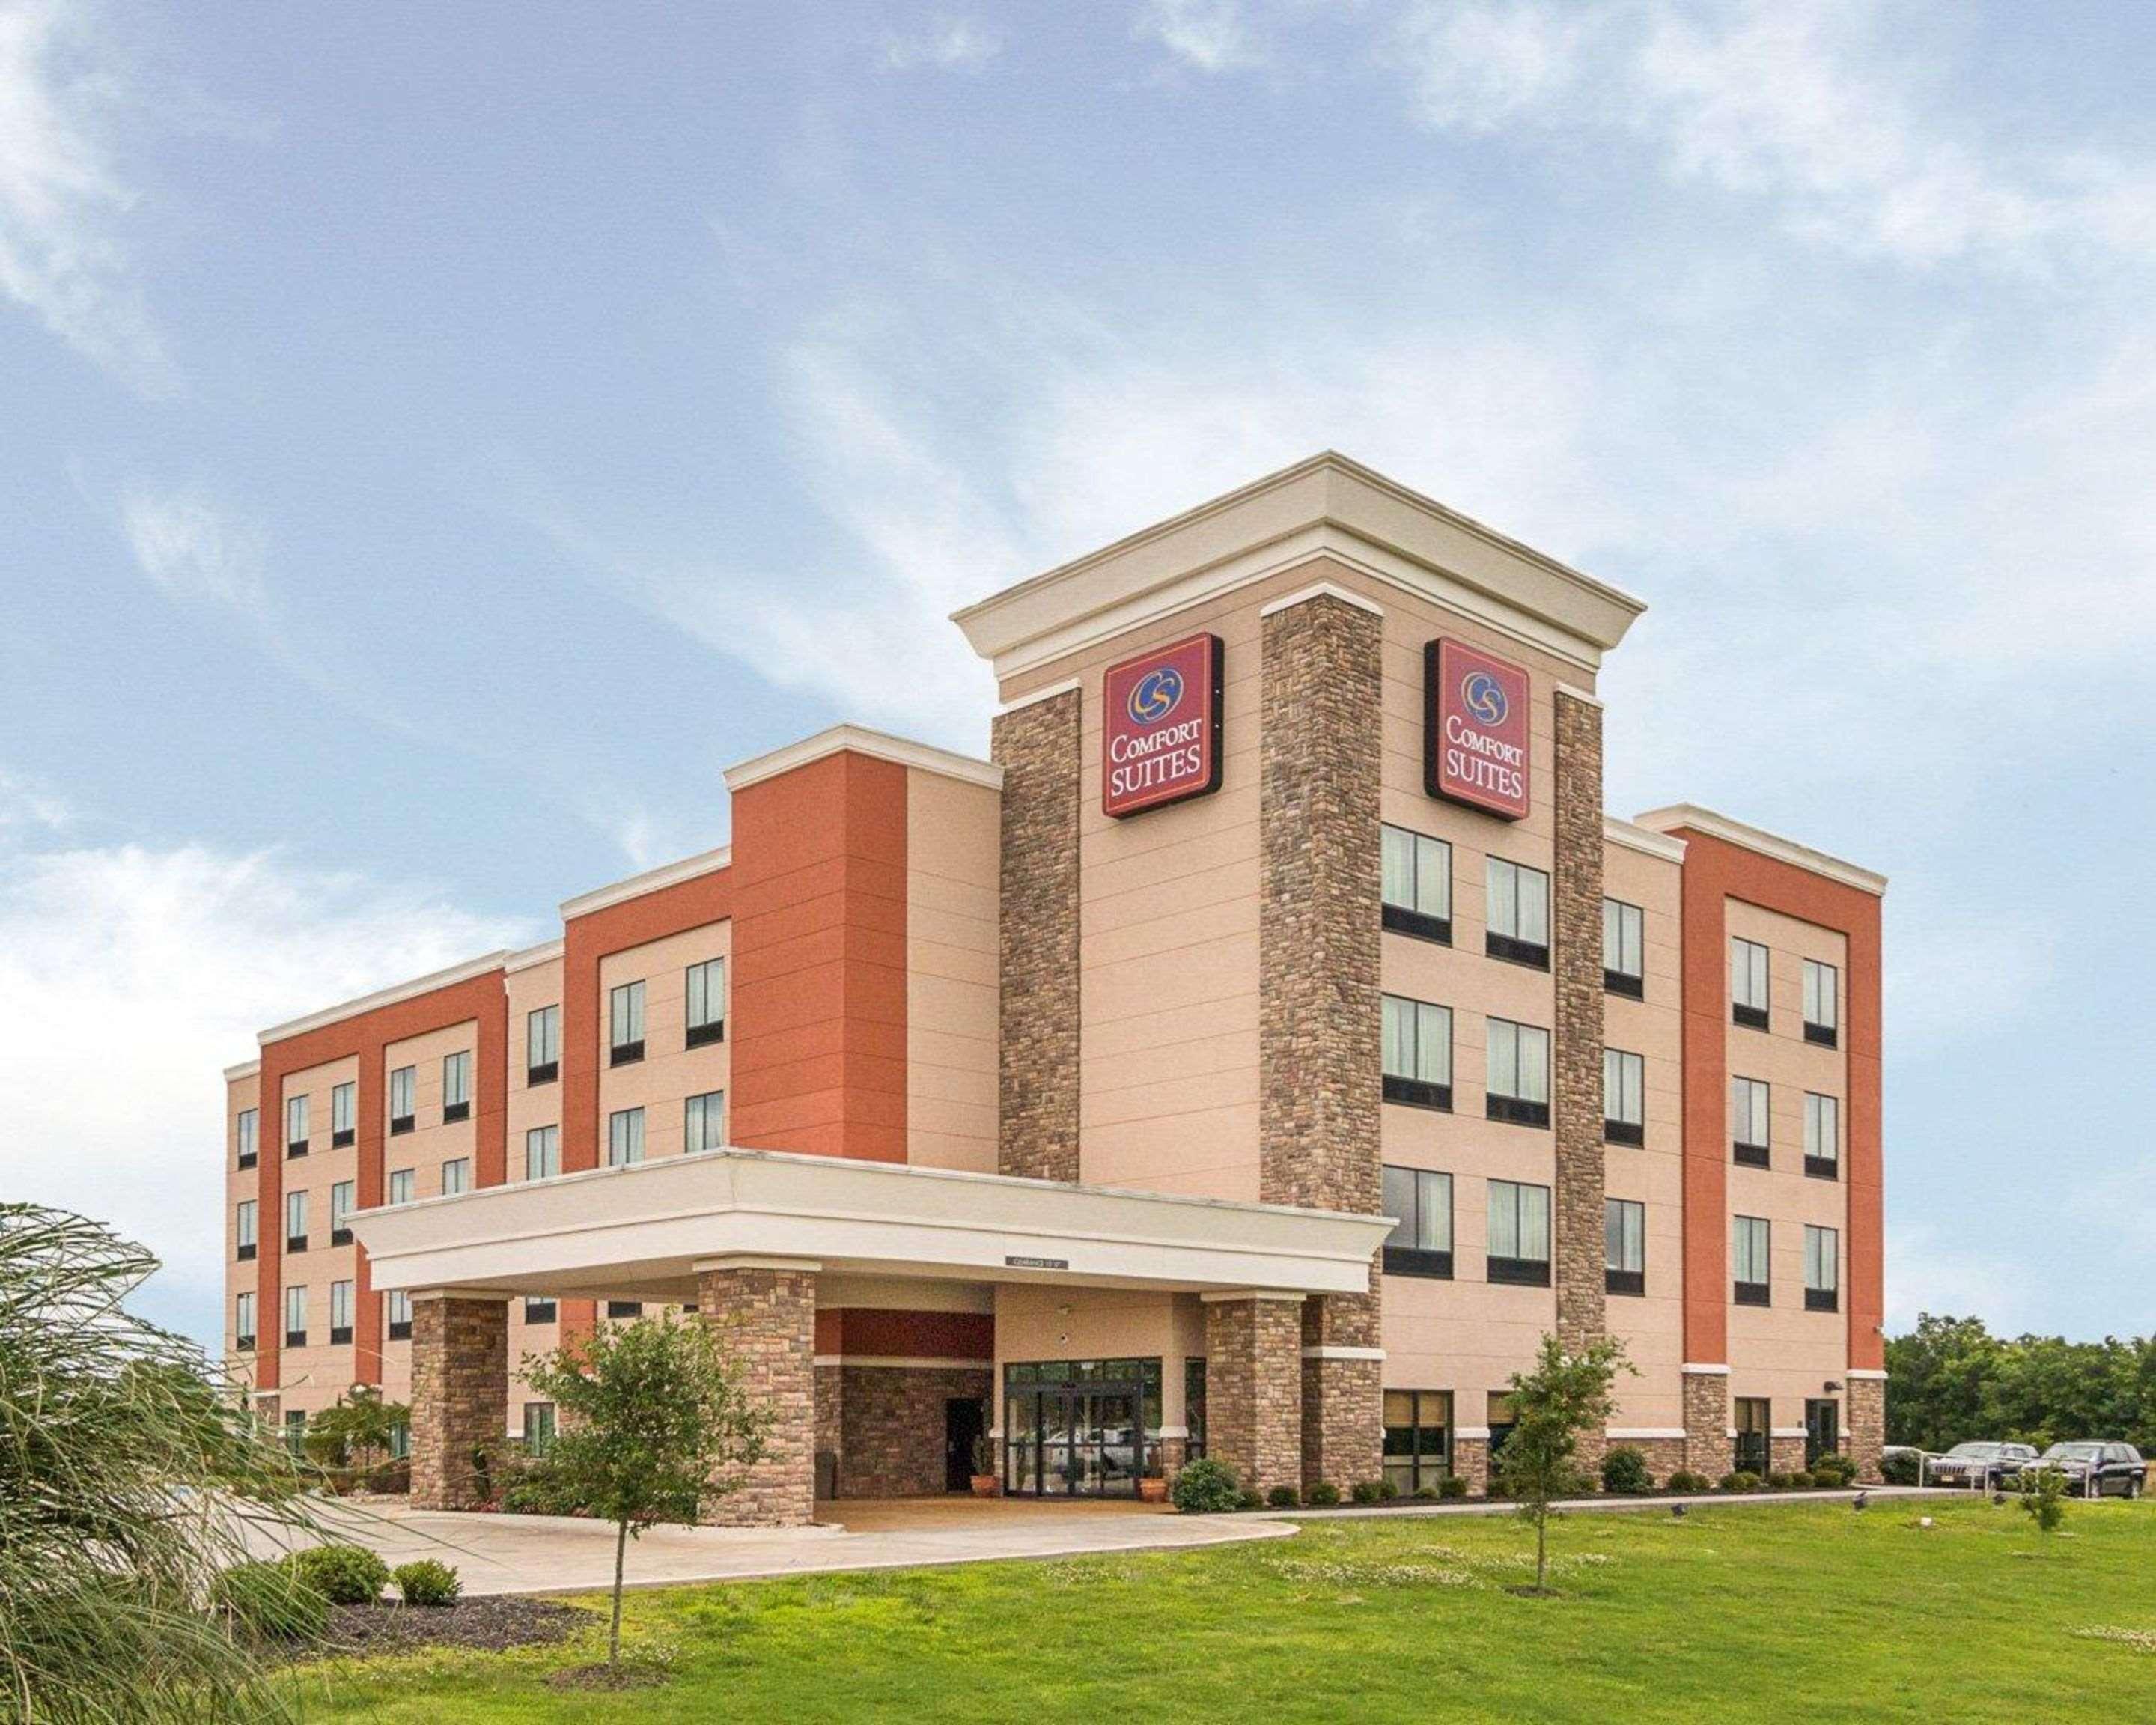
[120,484,270,613]
[0,0,170,389]
[0,799,526,1352]
[1135,0,1262,73]
[0,765,70,832]
[881,16,1002,73]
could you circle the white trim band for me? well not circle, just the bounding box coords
[1681,1363,1732,1376]
[560,847,732,920]
[1604,815,1687,864]
[1846,1369,1889,1381]
[692,1256,823,1276]
[259,950,510,1047]
[725,723,1002,794]
[1607,1428,1687,1442]
[1455,1427,1493,1441]
[1199,1289,1309,1305]
[1259,579,1384,619]
[1633,803,1886,895]
[996,677,1081,715]
[1300,1345,1385,1361]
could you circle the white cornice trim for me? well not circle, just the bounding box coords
[1846,1368,1889,1381]
[1771,1426,1810,1438]
[1633,804,1886,896]
[1300,1345,1385,1360]
[1604,815,1687,865]
[1455,1426,1493,1440]
[1608,1428,1687,1441]
[1554,681,1603,708]
[223,1059,261,1083]
[504,938,564,974]
[258,951,508,1048]
[1199,1289,1309,1304]
[1681,1362,1732,1376]
[692,1255,823,1275]
[996,677,1081,716]
[560,846,732,920]
[1258,579,1385,619]
[723,723,1002,794]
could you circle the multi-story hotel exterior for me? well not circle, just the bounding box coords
[221,454,1885,1520]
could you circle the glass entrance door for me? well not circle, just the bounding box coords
[1002,1359,1162,1497]
[1804,1399,1839,1470]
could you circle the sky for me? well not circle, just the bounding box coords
[3,0,2153,1354]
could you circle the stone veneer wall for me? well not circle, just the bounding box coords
[698,1265,817,1527]
[1623,1437,1687,1485]
[1258,593,1384,1491]
[829,1366,992,1498]
[409,1294,507,1510]
[1848,1377,1886,1482]
[1683,1370,1733,1480]
[1203,1295,1304,1497]
[1454,1435,1490,1497]
[991,689,1082,1182]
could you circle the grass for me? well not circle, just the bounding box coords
[284,1497,2156,1722]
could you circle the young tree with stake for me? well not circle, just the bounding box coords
[1496,1333,1633,1595]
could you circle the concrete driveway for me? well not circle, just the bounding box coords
[246,1495,1290,1597]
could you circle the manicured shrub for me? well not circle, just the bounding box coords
[1665,1470,1710,1494]
[1879,1449,1921,1486]
[1811,1453,1857,1488]
[392,1560,462,1607]
[1378,1476,1399,1500]
[1236,1490,1265,1511]
[1600,1446,1654,1496]
[1790,1470,1817,1491]
[1439,1475,1469,1500]
[1765,1472,1794,1491]
[288,1542,389,1605]
[1303,1481,1342,1507]
[1169,1458,1242,1515]
[1350,1479,1383,1505]
[211,1560,330,1643]
[1266,1484,1299,1509]
[1413,1484,1440,1501]
[1720,1470,1762,1493]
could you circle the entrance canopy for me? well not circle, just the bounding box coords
[350,1146,1392,1303]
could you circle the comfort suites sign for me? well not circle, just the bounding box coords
[1101,632,1224,818]
[1425,639,1530,820]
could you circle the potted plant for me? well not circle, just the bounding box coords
[969,1431,999,1497]
[1137,1461,1169,1503]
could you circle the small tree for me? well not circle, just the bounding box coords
[520,1313,766,1670]
[302,1384,407,1477]
[2018,1464,2069,1535]
[1496,1333,1633,1595]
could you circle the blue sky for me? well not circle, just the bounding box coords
[4,0,2152,1352]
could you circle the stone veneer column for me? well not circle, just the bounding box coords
[1258,590,1384,1492]
[1847,1374,1886,1482]
[698,1260,819,1526]
[409,1291,508,1510]
[1553,685,1609,1477]
[1202,1293,1304,1497]
[1683,1367,1733,1480]
[991,687,1082,1182]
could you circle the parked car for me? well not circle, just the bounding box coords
[1925,1441,2038,1489]
[2011,1442,2146,1499]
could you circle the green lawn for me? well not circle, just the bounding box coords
[289,1498,2156,1722]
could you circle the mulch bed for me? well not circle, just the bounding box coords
[273,1595,591,1664]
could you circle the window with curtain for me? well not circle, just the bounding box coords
[330,1180,353,1243]
[284,1285,307,1345]
[1804,1092,1839,1178]
[1487,1180,1551,1285]
[442,1050,472,1119]
[284,1190,307,1247]
[1604,1048,1645,1143]
[330,1081,356,1145]
[329,1280,354,1343]
[388,1168,415,1205]
[1381,1165,1453,1277]
[1380,994,1453,1107]
[1485,1017,1550,1125]
[236,1107,258,1166]
[1730,937,1770,1026]
[1605,1198,1645,1295]
[1383,1390,1453,1492]
[526,1124,560,1181]
[685,1090,727,1154]
[389,1065,416,1131]
[440,1157,470,1196]
[686,958,728,1047]
[609,981,646,1064]
[1803,959,1839,1045]
[387,1289,412,1339]
[285,1094,309,1152]
[235,1200,255,1259]
[527,1005,561,1080]
[235,1292,256,1348]
[609,1107,645,1167]
[1382,826,1453,941]
[1485,857,1550,966]
[1732,1215,1770,1303]
[1804,1226,1840,1311]
[1603,898,1645,995]
[1731,1075,1770,1165]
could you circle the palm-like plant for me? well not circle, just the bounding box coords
[0,1203,318,1721]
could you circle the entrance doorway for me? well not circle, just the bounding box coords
[1002,1359,1162,1498]
[945,1397,985,1494]
[1804,1399,1840,1469]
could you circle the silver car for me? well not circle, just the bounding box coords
[1925,1441,2038,1489]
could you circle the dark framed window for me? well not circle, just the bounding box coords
[283,1287,307,1350]
[1732,1214,1770,1306]
[1485,857,1550,969]
[1184,1358,1206,1461]
[1603,898,1645,997]
[525,1124,560,1181]
[608,1107,645,1167]
[1803,960,1839,1047]
[1488,1393,1517,1459]
[1731,1075,1770,1168]
[527,1004,560,1085]
[1381,1165,1454,1279]
[1487,1180,1551,1286]
[1383,1390,1454,1493]
[1604,1047,1645,1146]
[440,1157,471,1197]
[609,981,646,1066]
[1604,1198,1645,1297]
[1381,995,1452,1110]
[1382,825,1452,944]
[685,1090,727,1154]
[1804,1226,1839,1312]
[523,1296,557,1326]
[686,958,728,1048]
[1485,1017,1550,1128]
[329,1280,353,1346]
[330,1081,356,1149]
[234,1292,256,1351]
[235,1107,258,1169]
[442,1050,472,1123]
[329,1180,354,1247]
[606,1300,644,1319]
[523,1402,558,1453]
[388,1168,415,1205]
[1731,937,1770,1029]
[1734,1397,1770,1476]
[284,1190,307,1254]
[1002,1357,1165,1498]
[389,1065,416,1134]
[386,1290,412,1342]
[1804,1092,1839,1181]
[285,1094,309,1157]
[235,1200,256,1263]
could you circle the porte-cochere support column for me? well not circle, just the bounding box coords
[696,1256,819,1527]
[1201,1291,1304,1499]
[409,1289,509,1510]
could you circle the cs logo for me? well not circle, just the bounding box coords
[1461,669,1508,728]
[1127,665,1184,726]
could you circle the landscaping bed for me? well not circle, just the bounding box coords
[273,1595,591,1664]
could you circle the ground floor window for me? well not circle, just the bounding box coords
[1735,1396,1770,1476]
[1383,1390,1452,1493]
[388,1421,410,1461]
[524,1402,557,1453]
[1803,1399,1839,1469]
[1487,1393,1517,1460]
[1184,1357,1206,1461]
[1003,1358,1163,1498]
[283,1409,306,1455]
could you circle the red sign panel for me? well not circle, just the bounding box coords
[1101,633,1224,818]
[1425,639,1530,820]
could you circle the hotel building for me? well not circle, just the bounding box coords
[220,454,1886,1521]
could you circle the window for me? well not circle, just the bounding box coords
[442,1050,472,1122]
[329,1180,354,1245]
[1735,1397,1770,1476]
[389,1422,410,1460]
[1381,995,1453,1109]
[1381,826,1452,943]
[1383,1390,1454,1493]
[235,1200,257,1261]
[527,1005,561,1084]
[1731,1076,1770,1167]
[608,1107,645,1167]
[686,958,728,1047]
[1732,1215,1770,1306]
[386,1289,412,1341]
[524,1402,558,1452]
[440,1157,471,1196]
[236,1107,258,1169]
[329,1279,354,1345]
[609,981,646,1065]
[1380,1165,1454,1278]
[1487,1180,1552,1286]
[525,1124,560,1182]
[234,1291,256,1351]
[1487,1393,1517,1458]
[1804,1092,1840,1180]
[285,1094,309,1156]
[1605,1198,1645,1296]
[284,1410,307,1455]
[1803,960,1839,1047]
[685,1090,726,1154]
[606,1300,644,1319]
[388,1168,415,1205]
[284,1190,308,1252]
[1484,1017,1550,1127]
[1185,1358,1207,1461]
[1604,1048,1645,1146]
[1603,898,1645,997]
[1804,1226,1840,1312]
[284,1284,308,1348]
[389,1065,416,1134]
[331,1081,356,1148]
[1730,937,1770,1029]
[524,1294,557,1325]
[1485,857,1550,967]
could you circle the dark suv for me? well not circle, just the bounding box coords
[2009,1442,2145,1499]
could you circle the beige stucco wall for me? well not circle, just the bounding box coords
[272,1053,360,1420]
[596,922,731,1162]
[905,768,999,1173]
[992,1284,1206,1435]
[502,953,565,1408]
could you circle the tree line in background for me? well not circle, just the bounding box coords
[1886,1314,2156,1454]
